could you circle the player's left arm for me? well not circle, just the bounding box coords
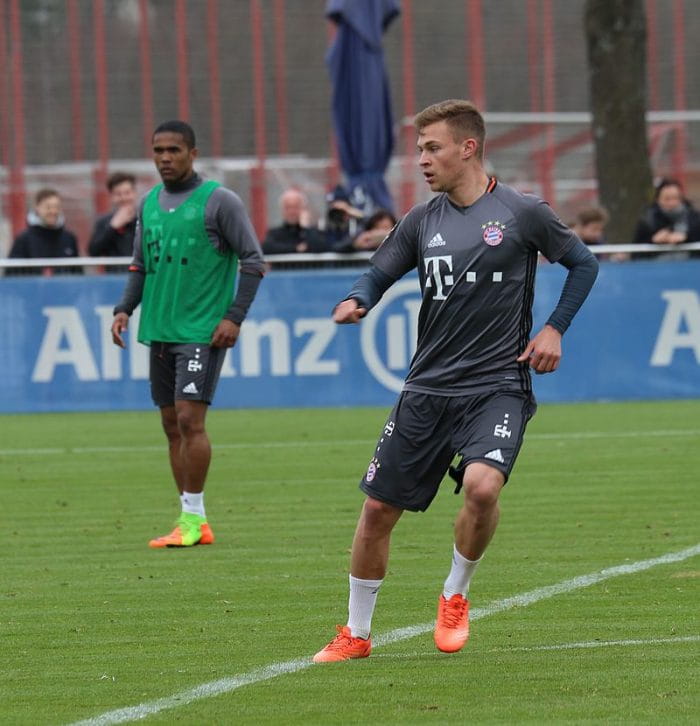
[209,188,266,347]
[518,239,598,373]
[518,201,599,373]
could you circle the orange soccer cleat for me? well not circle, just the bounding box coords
[148,513,211,548]
[198,522,215,545]
[434,594,470,653]
[313,625,372,663]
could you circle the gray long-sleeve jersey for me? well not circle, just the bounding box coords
[366,179,596,396]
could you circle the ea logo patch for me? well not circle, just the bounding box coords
[482,220,506,246]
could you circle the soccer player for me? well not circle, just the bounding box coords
[110,121,265,548]
[313,100,598,662]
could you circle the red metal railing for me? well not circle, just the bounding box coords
[249,0,268,239]
[8,0,27,234]
[138,0,155,156]
[0,1,694,243]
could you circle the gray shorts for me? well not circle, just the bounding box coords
[149,342,226,408]
[360,389,537,512]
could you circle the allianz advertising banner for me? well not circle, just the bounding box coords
[0,261,699,413]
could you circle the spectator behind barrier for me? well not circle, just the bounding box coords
[632,178,700,260]
[320,184,364,251]
[334,208,397,252]
[262,188,326,254]
[88,171,138,261]
[572,205,628,262]
[6,188,82,276]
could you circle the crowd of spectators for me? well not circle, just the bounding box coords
[3,175,700,276]
[261,184,396,257]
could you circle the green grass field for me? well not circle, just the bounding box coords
[2,400,699,725]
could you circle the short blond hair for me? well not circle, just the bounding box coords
[414,99,486,160]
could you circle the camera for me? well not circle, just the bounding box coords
[327,207,347,225]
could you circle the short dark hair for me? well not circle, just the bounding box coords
[364,209,397,231]
[654,177,683,201]
[106,171,136,192]
[414,99,486,160]
[575,206,609,227]
[152,120,196,149]
[35,188,60,205]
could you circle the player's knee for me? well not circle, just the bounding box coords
[176,409,205,438]
[360,497,401,534]
[160,412,179,442]
[464,476,502,512]
[162,424,180,444]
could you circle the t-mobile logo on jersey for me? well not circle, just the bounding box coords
[494,412,512,439]
[424,255,454,300]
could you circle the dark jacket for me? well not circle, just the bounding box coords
[7,213,82,275]
[88,212,137,257]
[632,201,700,258]
[262,223,327,254]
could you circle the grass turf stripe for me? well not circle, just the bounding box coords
[68,542,700,726]
[3,428,700,457]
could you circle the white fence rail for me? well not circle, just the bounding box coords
[1,242,700,271]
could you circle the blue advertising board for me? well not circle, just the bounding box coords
[0,261,699,413]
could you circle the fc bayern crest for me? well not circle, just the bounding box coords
[482,220,506,246]
[366,458,378,482]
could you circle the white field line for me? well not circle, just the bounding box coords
[3,428,700,457]
[371,635,700,658]
[501,635,700,652]
[68,543,700,726]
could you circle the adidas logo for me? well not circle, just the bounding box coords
[427,232,446,248]
[182,382,199,394]
[484,449,505,464]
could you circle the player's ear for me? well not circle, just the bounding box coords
[462,138,477,160]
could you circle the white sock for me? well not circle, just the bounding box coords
[347,575,383,639]
[442,545,482,600]
[181,491,206,518]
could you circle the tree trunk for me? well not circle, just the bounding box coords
[584,0,653,244]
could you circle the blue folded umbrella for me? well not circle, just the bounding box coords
[326,0,400,214]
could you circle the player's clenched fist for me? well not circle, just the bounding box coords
[333,298,367,324]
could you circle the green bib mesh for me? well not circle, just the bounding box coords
[138,181,239,344]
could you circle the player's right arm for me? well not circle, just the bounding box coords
[333,266,396,323]
[111,312,130,349]
[333,299,366,324]
[111,201,146,347]
[333,205,424,324]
